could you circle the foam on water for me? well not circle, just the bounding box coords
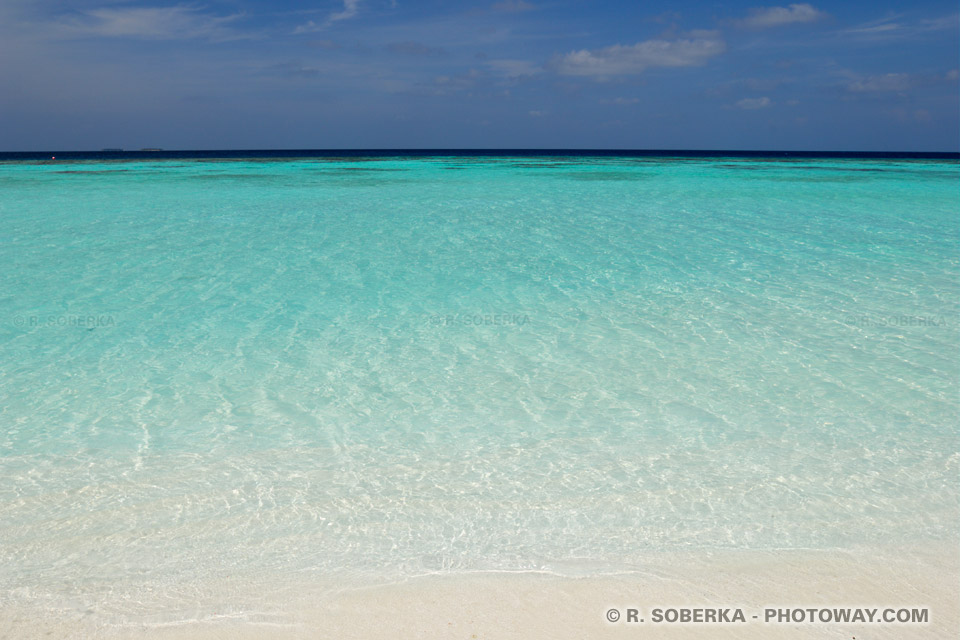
[1,155,958,621]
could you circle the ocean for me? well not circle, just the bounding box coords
[1,152,957,626]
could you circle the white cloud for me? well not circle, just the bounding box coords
[553,31,725,77]
[947,69,959,81]
[294,0,362,33]
[330,0,362,23]
[740,4,825,29]
[847,73,912,92]
[293,21,321,34]
[919,14,959,31]
[59,5,244,40]
[431,69,484,91]
[528,110,546,117]
[601,97,640,105]
[486,59,542,78]
[492,1,536,12]
[387,41,446,56]
[308,39,340,50]
[843,22,901,36]
[735,97,772,109]
[838,13,956,41]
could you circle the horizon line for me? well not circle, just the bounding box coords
[2,147,958,157]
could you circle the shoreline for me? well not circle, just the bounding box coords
[4,544,956,639]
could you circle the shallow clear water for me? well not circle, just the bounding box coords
[1,155,958,619]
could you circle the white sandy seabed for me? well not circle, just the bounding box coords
[2,544,956,640]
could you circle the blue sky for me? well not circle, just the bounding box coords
[1,1,957,150]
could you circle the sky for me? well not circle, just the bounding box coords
[1,1,957,151]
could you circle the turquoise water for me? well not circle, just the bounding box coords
[1,156,958,619]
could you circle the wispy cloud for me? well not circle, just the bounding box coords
[739,4,825,29]
[552,31,725,77]
[58,5,245,41]
[648,11,683,25]
[919,14,960,31]
[842,21,901,37]
[308,39,341,50]
[266,62,321,79]
[735,97,772,109]
[710,76,790,96]
[294,0,363,33]
[884,107,936,124]
[835,67,956,95]
[426,69,485,94]
[492,1,536,12]
[601,97,640,105]
[486,59,542,78]
[846,73,913,93]
[386,41,447,57]
[839,13,958,41]
[330,0,362,23]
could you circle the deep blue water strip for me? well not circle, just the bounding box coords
[1,149,958,162]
